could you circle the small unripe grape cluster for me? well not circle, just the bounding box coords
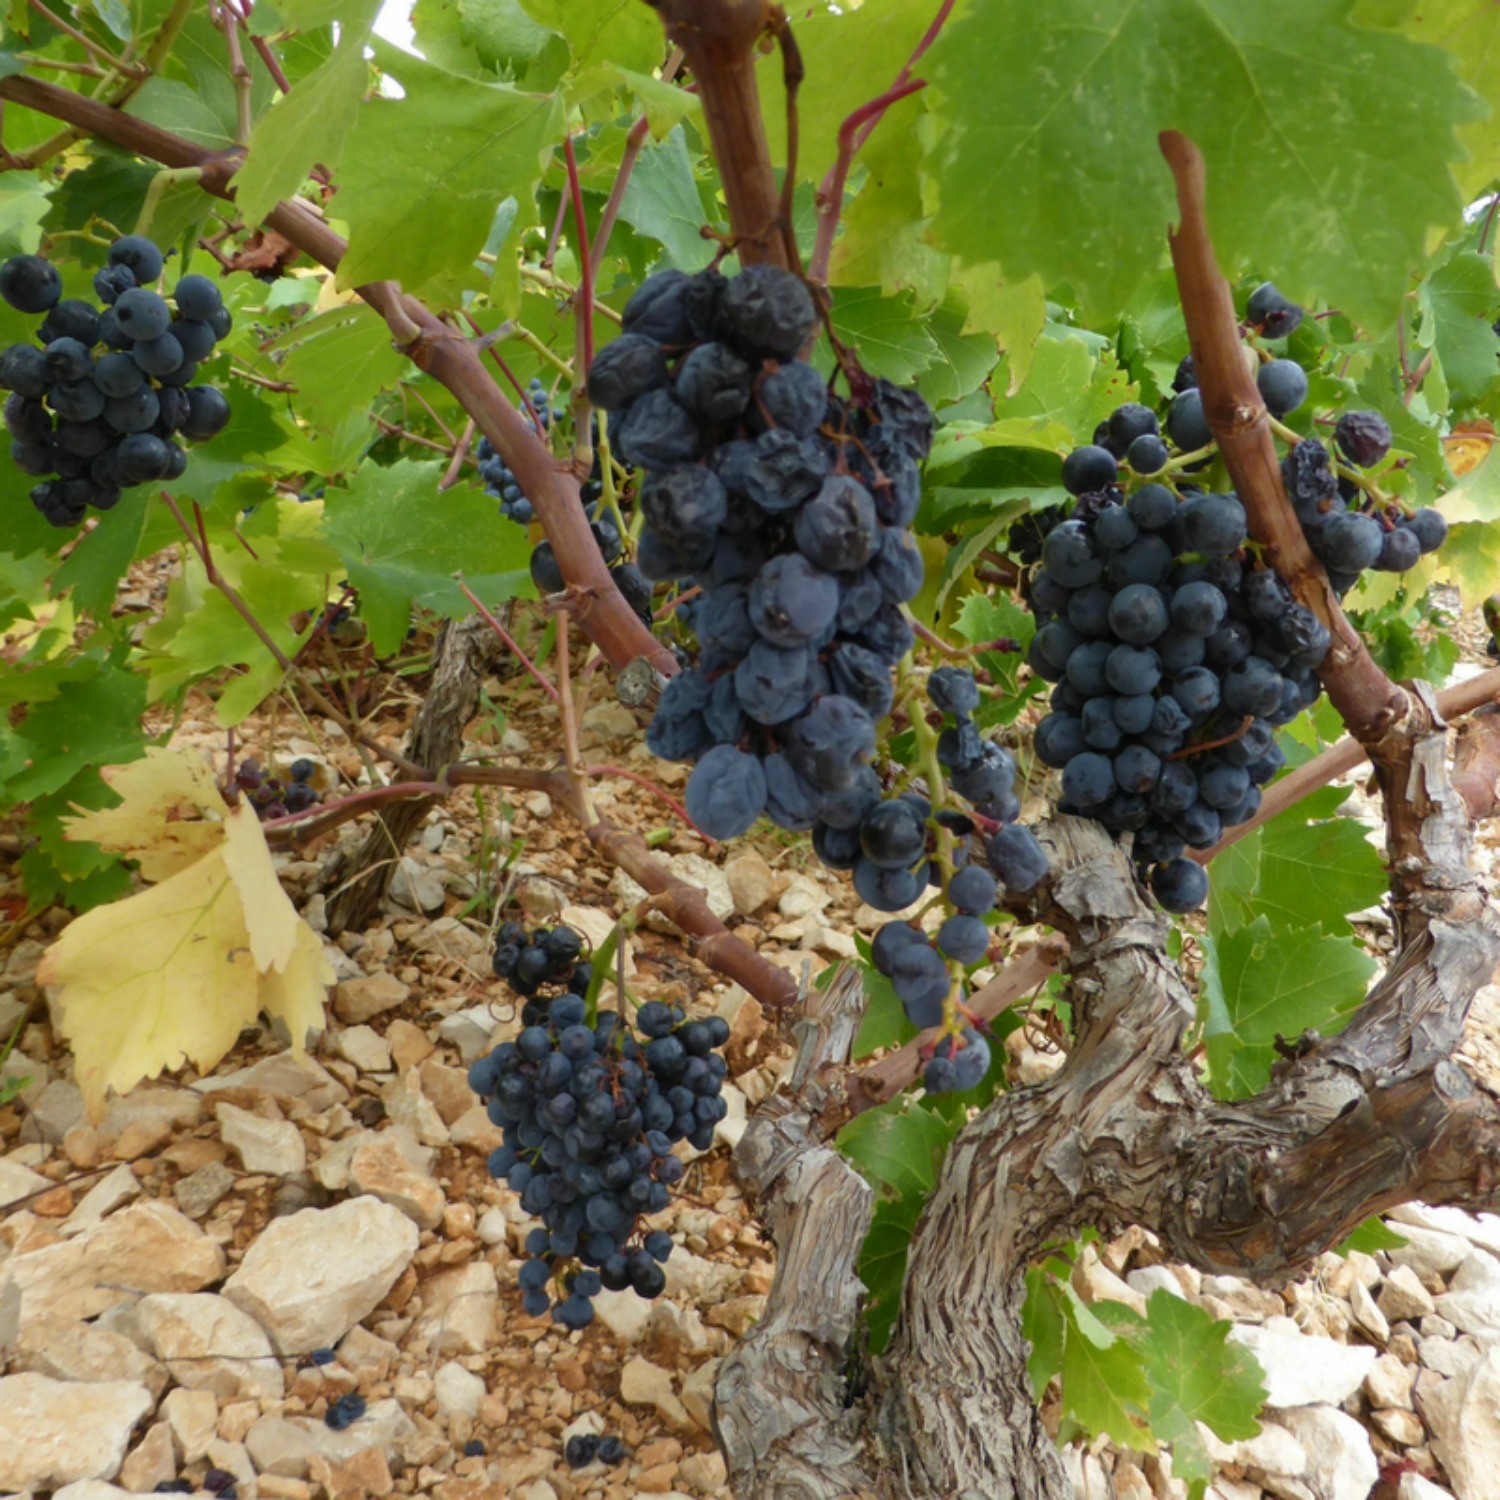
[471,921,732,1329]
[0,237,232,528]
[233,758,320,820]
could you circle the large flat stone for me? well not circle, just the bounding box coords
[0,1373,153,1490]
[222,1198,417,1354]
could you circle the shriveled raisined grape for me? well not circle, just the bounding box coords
[1333,410,1392,468]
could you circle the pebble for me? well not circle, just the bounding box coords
[162,1387,218,1464]
[59,1163,140,1236]
[724,851,778,915]
[117,1421,175,1492]
[334,1024,391,1073]
[1379,1264,1438,1322]
[350,1135,445,1229]
[0,1373,152,1490]
[434,1360,485,1419]
[390,857,447,913]
[1229,1321,1376,1408]
[620,1356,692,1431]
[174,1160,237,1219]
[216,1102,307,1176]
[222,1198,419,1354]
[333,972,411,1025]
[406,1261,498,1356]
[1275,1405,1377,1500]
[1422,1346,1500,1497]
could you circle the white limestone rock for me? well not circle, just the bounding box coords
[221,1198,417,1355]
[0,1374,153,1490]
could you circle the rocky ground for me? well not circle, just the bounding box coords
[0,598,1497,1500]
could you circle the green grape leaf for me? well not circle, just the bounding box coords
[616,125,716,271]
[128,77,237,151]
[923,0,1481,330]
[44,146,207,262]
[232,0,380,225]
[1244,787,1388,937]
[0,169,50,257]
[1432,519,1500,608]
[0,661,147,805]
[1363,0,1500,197]
[757,0,939,191]
[932,334,1130,465]
[921,299,1003,406]
[838,1097,954,1202]
[953,591,1041,726]
[1060,1301,1155,1452]
[852,960,917,1060]
[1201,916,1376,1098]
[831,125,950,308]
[0,547,50,632]
[321,460,534,654]
[1022,1268,1067,1400]
[1336,1216,1408,1255]
[52,487,151,621]
[1419,251,1500,406]
[337,44,561,297]
[826,286,940,385]
[1133,1292,1265,1475]
[517,0,664,76]
[951,268,1049,396]
[272,304,407,434]
[860,1194,920,1355]
[17,772,136,913]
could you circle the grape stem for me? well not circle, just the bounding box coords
[25,0,143,77]
[1159,129,1406,748]
[807,0,959,286]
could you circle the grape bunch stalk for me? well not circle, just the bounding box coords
[1021,280,1449,914]
[0,236,232,527]
[469,920,731,1330]
[592,262,1048,1092]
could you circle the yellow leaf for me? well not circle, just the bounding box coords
[220,805,301,974]
[39,749,332,1120]
[39,846,262,1118]
[66,746,228,881]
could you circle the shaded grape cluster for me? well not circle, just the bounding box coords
[470,921,731,1329]
[590,263,935,852]
[0,237,232,527]
[475,379,653,621]
[233,758,320,820]
[859,668,1051,1092]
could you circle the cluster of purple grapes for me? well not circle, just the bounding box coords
[593,263,1052,1093]
[589,263,930,849]
[1020,284,1448,914]
[0,237,232,527]
[1170,284,1447,588]
[470,921,731,1330]
[233,758,319,820]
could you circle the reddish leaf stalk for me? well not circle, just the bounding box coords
[457,581,561,707]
